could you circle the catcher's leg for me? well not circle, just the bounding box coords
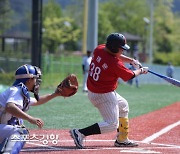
[0,124,28,153]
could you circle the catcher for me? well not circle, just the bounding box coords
[0,64,78,153]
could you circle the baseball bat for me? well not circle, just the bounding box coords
[148,70,180,87]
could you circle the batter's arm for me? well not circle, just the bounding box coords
[119,54,133,63]
[133,69,142,77]
[120,54,142,69]
[133,67,149,76]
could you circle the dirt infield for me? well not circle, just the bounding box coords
[21,102,180,154]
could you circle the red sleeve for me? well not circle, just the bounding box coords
[115,61,135,81]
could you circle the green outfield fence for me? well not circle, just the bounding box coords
[0,54,180,87]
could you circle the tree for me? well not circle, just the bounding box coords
[42,0,80,53]
[99,0,148,37]
[172,14,180,52]
[98,8,114,44]
[98,0,180,65]
[152,0,180,65]
[43,0,62,20]
[63,0,84,28]
[153,0,174,52]
[43,17,80,53]
[0,0,13,35]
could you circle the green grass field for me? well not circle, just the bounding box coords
[24,84,180,129]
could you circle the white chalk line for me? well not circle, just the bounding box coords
[22,139,180,153]
[22,142,168,153]
[22,121,180,152]
[25,139,180,148]
[142,120,180,143]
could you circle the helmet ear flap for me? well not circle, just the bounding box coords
[106,41,119,53]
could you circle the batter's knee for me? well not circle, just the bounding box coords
[107,117,119,131]
[98,120,119,134]
[105,121,119,132]
[110,121,119,130]
[118,99,129,117]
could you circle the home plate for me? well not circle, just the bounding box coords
[120,148,160,153]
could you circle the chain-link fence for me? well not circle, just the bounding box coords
[0,55,180,87]
[0,54,83,87]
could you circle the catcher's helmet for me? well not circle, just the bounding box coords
[13,64,41,86]
[106,33,130,53]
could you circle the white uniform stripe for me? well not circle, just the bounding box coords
[24,65,29,74]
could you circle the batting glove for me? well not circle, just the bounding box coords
[140,67,149,74]
[131,59,142,69]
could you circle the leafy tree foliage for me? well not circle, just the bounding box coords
[99,0,148,40]
[153,0,174,52]
[152,0,180,65]
[98,8,114,44]
[43,17,80,52]
[63,0,84,28]
[42,0,80,53]
[172,14,180,52]
[98,0,180,65]
[0,0,13,35]
[154,51,180,65]
[43,0,62,20]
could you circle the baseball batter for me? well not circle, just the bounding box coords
[70,33,149,148]
[82,50,92,92]
[0,64,60,153]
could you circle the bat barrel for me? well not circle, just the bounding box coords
[148,70,180,87]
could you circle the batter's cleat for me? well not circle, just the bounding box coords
[114,139,138,147]
[70,129,84,149]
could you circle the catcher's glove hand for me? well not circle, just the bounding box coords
[55,74,78,97]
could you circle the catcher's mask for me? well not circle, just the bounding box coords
[106,33,130,53]
[13,64,42,101]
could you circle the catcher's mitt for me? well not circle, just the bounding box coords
[55,74,78,97]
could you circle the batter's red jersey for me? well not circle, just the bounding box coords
[87,44,135,93]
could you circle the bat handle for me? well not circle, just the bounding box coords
[148,70,153,73]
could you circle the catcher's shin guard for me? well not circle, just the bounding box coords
[117,117,129,142]
[0,138,8,153]
[1,127,28,154]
